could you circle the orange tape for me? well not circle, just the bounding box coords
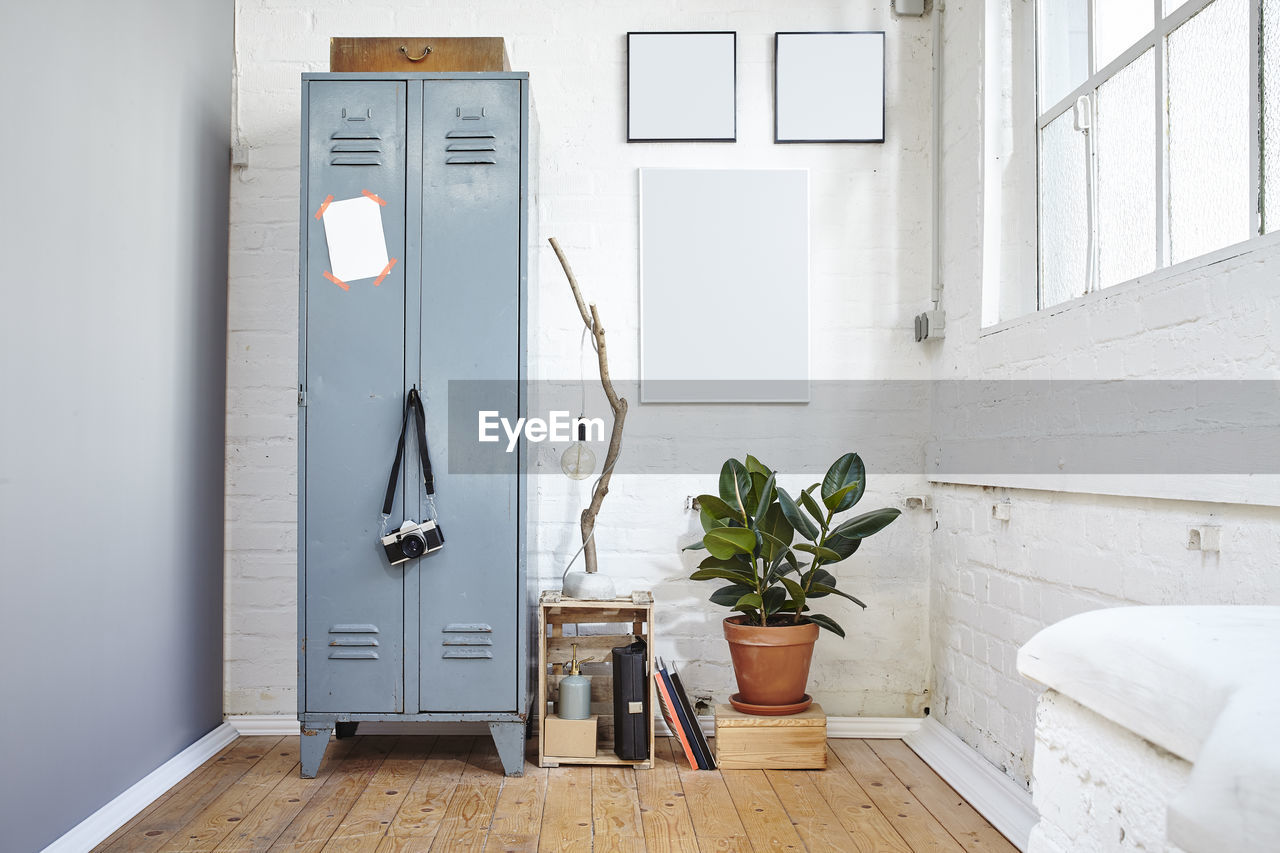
[323,271,349,291]
[362,189,387,206]
[373,258,397,287]
[314,194,334,220]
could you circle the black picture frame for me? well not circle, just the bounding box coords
[774,31,886,144]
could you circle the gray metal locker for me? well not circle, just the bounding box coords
[297,72,532,777]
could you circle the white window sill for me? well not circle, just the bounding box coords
[979,229,1280,339]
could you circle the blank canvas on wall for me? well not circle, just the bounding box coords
[628,32,736,142]
[639,168,809,403]
[775,31,885,143]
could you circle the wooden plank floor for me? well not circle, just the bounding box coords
[92,736,1017,853]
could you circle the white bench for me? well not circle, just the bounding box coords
[1017,606,1280,853]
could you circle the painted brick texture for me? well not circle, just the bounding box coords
[932,0,1280,789]
[227,0,936,716]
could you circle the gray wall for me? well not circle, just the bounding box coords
[0,3,232,850]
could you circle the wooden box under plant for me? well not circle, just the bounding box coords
[713,703,828,769]
[537,591,655,769]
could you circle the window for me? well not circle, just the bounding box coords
[1036,0,1269,310]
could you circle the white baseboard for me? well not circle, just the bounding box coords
[903,717,1038,852]
[828,716,924,738]
[226,714,301,736]
[652,714,924,739]
[231,713,924,741]
[41,722,237,853]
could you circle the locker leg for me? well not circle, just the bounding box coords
[488,722,526,777]
[300,725,333,778]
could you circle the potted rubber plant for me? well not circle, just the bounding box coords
[683,453,900,714]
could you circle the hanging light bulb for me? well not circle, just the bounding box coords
[560,417,597,480]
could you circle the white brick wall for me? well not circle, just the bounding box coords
[227,1,936,716]
[932,0,1280,789]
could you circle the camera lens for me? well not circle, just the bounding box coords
[401,532,426,558]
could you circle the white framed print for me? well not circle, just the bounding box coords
[627,32,736,142]
[774,31,885,143]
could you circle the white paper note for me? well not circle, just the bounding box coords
[321,195,390,282]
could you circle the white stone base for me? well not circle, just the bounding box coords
[1028,690,1190,853]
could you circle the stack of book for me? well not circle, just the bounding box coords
[654,657,716,770]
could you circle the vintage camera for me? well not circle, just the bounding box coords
[381,518,445,565]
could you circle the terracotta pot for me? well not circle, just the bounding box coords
[723,615,819,711]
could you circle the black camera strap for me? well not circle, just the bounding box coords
[382,387,437,519]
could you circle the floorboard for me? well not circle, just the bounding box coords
[99,737,283,853]
[808,745,913,853]
[591,766,646,853]
[720,768,806,853]
[377,735,473,853]
[268,735,395,853]
[213,738,359,853]
[869,739,1021,853]
[671,740,751,853]
[165,738,300,851]
[633,738,699,853]
[481,757,547,853]
[91,735,1017,853]
[829,739,969,853]
[537,765,592,853]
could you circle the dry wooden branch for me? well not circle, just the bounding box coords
[549,237,628,575]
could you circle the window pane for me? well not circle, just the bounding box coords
[1265,0,1280,232]
[1039,0,1089,109]
[1095,0,1154,71]
[1040,109,1090,307]
[1167,0,1250,263]
[1096,51,1157,287]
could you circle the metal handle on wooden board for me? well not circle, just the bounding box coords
[399,44,433,62]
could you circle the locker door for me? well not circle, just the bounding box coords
[417,80,521,712]
[303,80,407,713]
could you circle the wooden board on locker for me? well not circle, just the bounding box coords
[330,37,510,72]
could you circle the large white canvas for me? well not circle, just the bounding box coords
[775,32,885,143]
[639,168,809,403]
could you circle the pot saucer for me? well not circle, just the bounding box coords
[728,693,813,716]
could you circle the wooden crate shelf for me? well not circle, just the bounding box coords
[537,591,655,769]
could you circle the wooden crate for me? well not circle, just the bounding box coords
[330,37,510,72]
[537,591,655,768]
[713,703,828,769]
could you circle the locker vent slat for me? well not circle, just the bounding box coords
[330,638,379,647]
[331,155,384,166]
[442,648,494,659]
[445,142,496,152]
[331,131,383,140]
[330,624,379,633]
[329,650,379,660]
[445,130,496,139]
[332,142,382,152]
[446,155,497,165]
[441,622,494,658]
[442,636,493,646]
